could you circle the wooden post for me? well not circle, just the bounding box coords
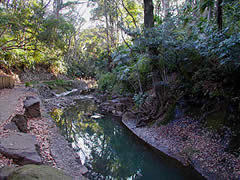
[0,75,15,89]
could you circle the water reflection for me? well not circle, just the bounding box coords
[51,98,204,180]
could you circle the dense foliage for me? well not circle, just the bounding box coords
[0,0,75,74]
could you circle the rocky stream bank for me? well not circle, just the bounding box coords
[0,81,91,179]
[100,96,240,180]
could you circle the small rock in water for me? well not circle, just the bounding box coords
[91,114,103,119]
[79,165,88,175]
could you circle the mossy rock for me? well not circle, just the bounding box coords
[8,165,72,180]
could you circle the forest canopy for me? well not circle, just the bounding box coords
[0,0,239,98]
[0,0,239,77]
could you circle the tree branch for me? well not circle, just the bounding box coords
[121,0,138,29]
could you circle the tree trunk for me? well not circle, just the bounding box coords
[207,6,212,21]
[0,75,15,89]
[143,0,158,88]
[144,0,154,28]
[104,0,112,72]
[144,0,161,103]
[53,0,62,17]
[217,0,223,31]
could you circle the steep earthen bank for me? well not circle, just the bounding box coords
[122,112,240,180]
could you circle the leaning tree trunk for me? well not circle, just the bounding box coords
[0,75,15,89]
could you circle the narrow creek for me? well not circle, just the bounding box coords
[51,96,204,180]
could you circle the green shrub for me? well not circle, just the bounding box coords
[25,82,32,87]
[43,79,72,87]
[25,81,39,87]
[98,73,117,91]
[133,92,148,108]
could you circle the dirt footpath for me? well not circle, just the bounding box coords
[0,84,28,125]
[0,84,37,167]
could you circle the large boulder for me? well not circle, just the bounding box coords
[11,114,28,133]
[1,165,73,180]
[0,132,42,165]
[3,121,20,132]
[24,96,41,118]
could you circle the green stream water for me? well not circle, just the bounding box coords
[52,96,204,180]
